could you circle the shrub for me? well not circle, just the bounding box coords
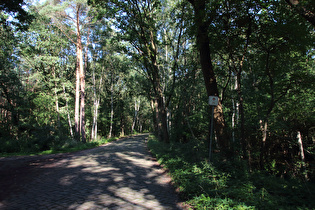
[147,136,315,209]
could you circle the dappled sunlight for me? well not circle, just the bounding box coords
[84,176,109,183]
[114,187,161,209]
[115,152,154,168]
[1,135,181,209]
[81,166,119,173]
[67,156,101,168]
[59,174,76,186]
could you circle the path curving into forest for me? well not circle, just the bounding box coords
[0,134,184,210]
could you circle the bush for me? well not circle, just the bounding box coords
[189,195,254,210]
[147,136,315,209]
[0,130,119,156]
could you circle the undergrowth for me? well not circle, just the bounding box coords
[147,135,315,210]
[0,136,119,157]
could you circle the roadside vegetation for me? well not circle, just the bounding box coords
[147,135,315,209]
[0,136,119,157]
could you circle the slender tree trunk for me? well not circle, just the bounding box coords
[260,51,274,169]
[94,99,99,139]
[237,70,246,158]
[238,15,252,164]
[92,87,100,140]
[120,101,125,137]
[297,131,305,162]
[91,69,96,140]
[91,106,95,140]
[120,114,125,137]
[259,119,268,169]
[108,73,114,138]
[297,131,308,179]
[132,99,140,133]
[52,66,60,130]
[63,84,73,138]
[75,47,80,141]
[91,64,103,140]
[231,73,237,143]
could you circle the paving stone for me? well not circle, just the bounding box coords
[0,134,184,210]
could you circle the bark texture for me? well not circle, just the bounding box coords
[188,0,229,150]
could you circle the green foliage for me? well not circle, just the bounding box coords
[189,195,254,210]
[147,136,315,209]
[0,0,34,30]
[0,135,119,157]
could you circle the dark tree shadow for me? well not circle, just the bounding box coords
[0,134,183,209]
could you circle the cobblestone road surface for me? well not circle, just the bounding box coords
[0,134,183,210]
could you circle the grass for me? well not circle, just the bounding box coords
[147,135,315,210]
[0,136,120,157]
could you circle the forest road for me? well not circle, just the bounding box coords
[0,134,184,210]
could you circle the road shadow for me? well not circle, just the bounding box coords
[0,134,183,209]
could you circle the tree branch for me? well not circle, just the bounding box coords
[285,0,315,27]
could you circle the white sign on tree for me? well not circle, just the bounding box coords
[208,95,218,162]
[208,96,219,106]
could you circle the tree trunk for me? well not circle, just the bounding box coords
[297,131,305,162]
[63,84,73,138]
[151,38,170,143]
[231,73,238,143]
[158,96,169,143]
[151,99,158,136]
[297,131,308,179]
[74,46,80,141]
[132,99,140,133]
[259,50,275,168]
[91,70,97,140]
[188,0,229,151]
[108,73,114,138]
[237,70,246,159]
[76,7,86,143]
[91,64,103,140]
[260,119,268,169]
[93,98,99,140]
[74,5,82,142]
[52,66,60,130]
[120,114,125,137]
[154,98,161,140]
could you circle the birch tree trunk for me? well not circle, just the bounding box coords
[132,99,140,133]
[52,66,60,130]
[63,84,73,138]
[91,69,96,140]
[297,131,308,179]
[91,67,102,140]
[297,131,305,162]
[108,73,114,138]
